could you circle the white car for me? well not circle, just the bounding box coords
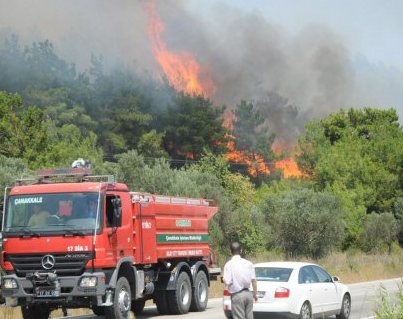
[223,261,351,319]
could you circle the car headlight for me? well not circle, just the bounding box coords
[3,278,18,289]
[80,276,97,287]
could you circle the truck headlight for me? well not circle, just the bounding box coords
[3,278,18,289]
[80,276,97,287]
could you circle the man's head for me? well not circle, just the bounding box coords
[230,242,242,256]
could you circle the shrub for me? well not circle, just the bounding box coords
[359,212,399,254]
[262,188,345,259]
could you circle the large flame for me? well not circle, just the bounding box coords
[146,3,215,97]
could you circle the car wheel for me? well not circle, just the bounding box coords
[336,294,351,319]
[299,301,312,319]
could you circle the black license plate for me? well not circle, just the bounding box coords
[35,288,60,297]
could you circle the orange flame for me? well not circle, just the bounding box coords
[146,3,215,97]
[224,114,304,178]
[272,140,305,178]
[275,158,304,178]
[224,112,271,177]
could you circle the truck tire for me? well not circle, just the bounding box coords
[21,304,50,319]
[167,271,192,314]
[155,290,170,315]
[105,276,132,319]
[190,271,208,312]
[131,299,146,315]
[91,305,105,316]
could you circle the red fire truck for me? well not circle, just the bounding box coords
[0,168,220,319]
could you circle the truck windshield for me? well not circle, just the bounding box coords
[4,192,101,234]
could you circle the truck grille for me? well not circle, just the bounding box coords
[5,252,94,277]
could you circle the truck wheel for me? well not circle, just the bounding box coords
[190,271,208,312]
[167,271,192,314]
[91,305,105,316]
[21,304,50,319]
[105,276,132,319]
[131,299,146,315]
[155,290,170,315]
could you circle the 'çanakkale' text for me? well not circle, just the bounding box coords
[14,197,43,205]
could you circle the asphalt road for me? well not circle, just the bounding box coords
[62,278,402,319]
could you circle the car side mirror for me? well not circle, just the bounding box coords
[332,276,340,282]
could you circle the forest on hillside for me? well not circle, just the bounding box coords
[0,36,402,258]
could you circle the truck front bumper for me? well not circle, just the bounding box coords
[1,272,108,307]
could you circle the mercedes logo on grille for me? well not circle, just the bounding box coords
[41,254,56,270]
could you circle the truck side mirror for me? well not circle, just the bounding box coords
[112,197,122,228]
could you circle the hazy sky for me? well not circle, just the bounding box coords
[193,0,403,69]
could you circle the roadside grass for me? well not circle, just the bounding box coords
[374,281,403,319]
[1,249,402,318]
[252,247,403,284]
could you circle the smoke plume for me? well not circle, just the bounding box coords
[0,0,401,143]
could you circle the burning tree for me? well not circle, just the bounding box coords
[228,100,276,184]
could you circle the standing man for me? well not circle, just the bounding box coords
[223,242,258,319]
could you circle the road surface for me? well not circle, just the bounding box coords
[60,278,402,319]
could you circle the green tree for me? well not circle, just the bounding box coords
[0,91,103,169]
[228,204,266,255]
[0,91,48,164]
[24,87,95,132]
[298,108,403,249]
[0,155,31,207]
[41,123,104,169]
[102,90,153,154]
[163,93,227,161]
[138,130,168,159]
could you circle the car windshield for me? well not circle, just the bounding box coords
[4,192,101,234]
[255,267,293,282]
